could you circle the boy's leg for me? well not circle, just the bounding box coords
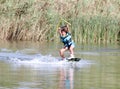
[69,45,75,58]
[59,47,68,59]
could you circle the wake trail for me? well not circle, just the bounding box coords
[0,51,93,68]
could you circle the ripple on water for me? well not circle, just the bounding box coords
[0,50,94,69]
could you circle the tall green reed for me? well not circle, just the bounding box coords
[0,0,119,44]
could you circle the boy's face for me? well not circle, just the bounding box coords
[61,30,66,36]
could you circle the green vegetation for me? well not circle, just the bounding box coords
[0,0,120,43]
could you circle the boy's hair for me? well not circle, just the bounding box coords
[60,25,69,33]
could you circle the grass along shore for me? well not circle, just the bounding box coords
[0,0,120,43]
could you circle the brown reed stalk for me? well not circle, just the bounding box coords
[0,0,119,44]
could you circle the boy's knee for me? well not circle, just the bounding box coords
[59,49,62,53]
[69,46,74,50]
[60,49,63,53]
[60,48,65,53]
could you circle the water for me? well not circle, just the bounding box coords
[0,41,120,89]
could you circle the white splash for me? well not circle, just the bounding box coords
[0,51,93,69]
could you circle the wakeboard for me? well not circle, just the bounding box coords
[67,58,81,62]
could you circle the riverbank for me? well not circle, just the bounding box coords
[0,0,120,43]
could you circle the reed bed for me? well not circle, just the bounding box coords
[0,0,120,43]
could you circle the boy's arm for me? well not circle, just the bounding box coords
[58,28,62,36]
[67,24,70,33]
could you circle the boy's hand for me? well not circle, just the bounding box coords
[58,27,61,30]
[58,27,61,31]
[58,27,61,34]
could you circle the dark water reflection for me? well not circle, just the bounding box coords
[0,41,120,89]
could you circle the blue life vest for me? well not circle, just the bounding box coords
[60,33,74,47]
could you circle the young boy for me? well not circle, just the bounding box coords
[58,25,75,60]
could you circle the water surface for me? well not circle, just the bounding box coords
[0,41,120,89]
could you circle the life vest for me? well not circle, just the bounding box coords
[60,33,73,47]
